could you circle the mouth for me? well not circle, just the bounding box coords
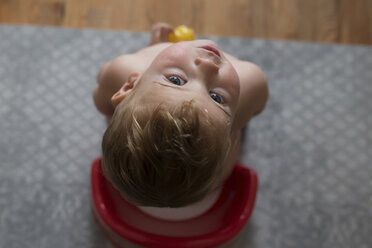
[199,45,221,58]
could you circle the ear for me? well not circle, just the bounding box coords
[111,72,140,107]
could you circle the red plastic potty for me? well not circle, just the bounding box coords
[91,157,258,248]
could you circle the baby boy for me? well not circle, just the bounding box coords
[93,23,268,220]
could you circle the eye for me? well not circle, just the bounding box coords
[167,75,186,86]
[210,92,224,104]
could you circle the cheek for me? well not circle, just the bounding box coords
[227,66,240,88]
[222,65,240,96]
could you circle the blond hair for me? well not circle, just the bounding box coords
[102,97,230,208]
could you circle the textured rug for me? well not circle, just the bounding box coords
[0,25,371,248]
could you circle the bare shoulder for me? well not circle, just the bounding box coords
[96,43,171,93]
[93,54,135,116]
[93,43,171,117]
[224,53,266,87]
[224,53,269,128]
[235,60,268,111]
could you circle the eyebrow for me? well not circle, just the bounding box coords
[153,81,232,117]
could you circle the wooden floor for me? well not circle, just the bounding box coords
[1,0,371,45]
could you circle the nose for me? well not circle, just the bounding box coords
[194,57,220,74]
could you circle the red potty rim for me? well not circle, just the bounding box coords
[91,157,258,248]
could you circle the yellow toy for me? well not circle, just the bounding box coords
[168,25,195,43]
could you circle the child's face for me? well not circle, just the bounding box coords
[134,40,240,127]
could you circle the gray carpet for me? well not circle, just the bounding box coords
[0,25,371,248]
